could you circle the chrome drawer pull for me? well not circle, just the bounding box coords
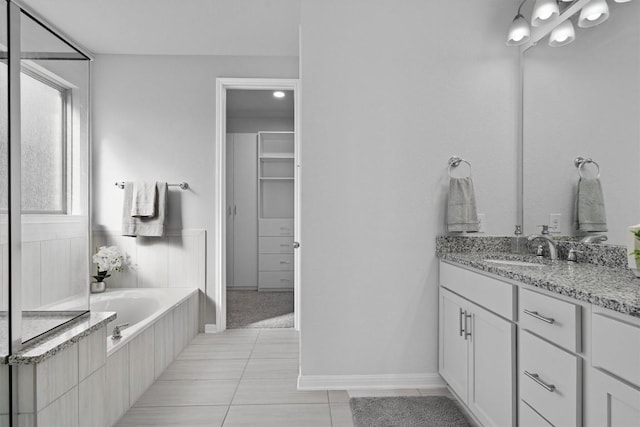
[459,308,465,337]
[464,312,472,340]
[280,278,291,282]
[524,371,556,392]
[524,309,555,324]
[280,244,290,247]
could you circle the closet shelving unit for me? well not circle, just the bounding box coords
[257,131,295,291]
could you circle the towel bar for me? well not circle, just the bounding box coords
[448,156,472,178]
[115,182,189,190]
[574,157,600,179]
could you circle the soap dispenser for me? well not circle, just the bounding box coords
[511,225,525,254]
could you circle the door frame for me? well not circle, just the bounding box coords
[213,78,301,332]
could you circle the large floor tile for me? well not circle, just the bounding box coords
[134,380,238,407]
[255,329,299,344]
[190,332,259,346]
[330,403,354,427]
[223,403,332,427]
[242,358,299,379]
[328,390,350,403]
[159,359,247,380]
[250,342,299,359]
[116,405,228,426]
[232,378,328,405]
[177,344,254,360]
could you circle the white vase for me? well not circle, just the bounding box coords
[90,281,106,293]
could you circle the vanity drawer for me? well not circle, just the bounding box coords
[440,261,516,320]
[259,219,294,236]
[259,237,294,254]
[592,312,640,388]
[259,254,294,271]
[259,271,294,289]
[519,400,553,427]
[520,330,581,427]
[520,288,582,353]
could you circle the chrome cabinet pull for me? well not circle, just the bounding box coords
[524,371,556,392]
[233,205,237,216]
[459,308,465,337]
[228,206,232,216]
[464,312,472,340]
[279,261,290,264]
[524,309,555,324]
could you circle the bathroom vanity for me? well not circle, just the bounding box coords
[437,240,640,427]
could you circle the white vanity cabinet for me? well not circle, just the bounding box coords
[439,262,517,427]
[586,308,640,427]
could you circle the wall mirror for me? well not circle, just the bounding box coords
[522,0,639,246]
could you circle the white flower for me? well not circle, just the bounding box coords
[92,246,126,273]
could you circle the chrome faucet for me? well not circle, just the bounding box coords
[111,323,129,340]
[528,232,558,261]
[581,234,608,244]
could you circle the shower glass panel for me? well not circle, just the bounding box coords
[19,10,90,343]
[0,1,9,423]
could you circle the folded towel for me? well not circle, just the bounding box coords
[575,177,607,232]
[122,182,167,237]
[131,181,157,217]
[447,177,479,233]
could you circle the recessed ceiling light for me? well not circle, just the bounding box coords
[273,91,285,98]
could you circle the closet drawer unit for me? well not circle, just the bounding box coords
[259,254,294,271]
[592,312,640,388]
[519,400,553,427]
[259,271,294,289]
[520,288,582,353]
[520,330,581,427]
[259,219,294,236]
[440,261,516,320]
[259,237,294,254]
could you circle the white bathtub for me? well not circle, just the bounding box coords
[91,287,198,355]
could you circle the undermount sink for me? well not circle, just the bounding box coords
[483,259,544,267]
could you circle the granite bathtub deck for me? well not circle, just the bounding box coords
[439,252,640,318]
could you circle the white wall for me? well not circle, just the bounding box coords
[92,54,299,324]
[298,0,519,387]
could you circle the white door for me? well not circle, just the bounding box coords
[468,302,516,427]
[232,133,258,288]
[225,133,234,287]
[439,288,469,403]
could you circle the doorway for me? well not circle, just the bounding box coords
[214,78,300,332]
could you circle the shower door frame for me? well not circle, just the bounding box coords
[213,78,301,333]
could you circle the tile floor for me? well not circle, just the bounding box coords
[116,328,450,426]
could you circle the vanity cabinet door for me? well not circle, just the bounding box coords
[586,367,640,427]
[439,288,469,404]
[468,303,516,427]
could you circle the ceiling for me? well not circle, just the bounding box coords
[227,90,294,119]
[20,0,301,57]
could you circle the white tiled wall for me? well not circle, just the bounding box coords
[92,230,205,292]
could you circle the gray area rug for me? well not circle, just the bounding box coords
[350,396,470,427]
[227,290,294,329]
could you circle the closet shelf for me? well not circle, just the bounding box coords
[260,154,294,159]
[259,177,294,181]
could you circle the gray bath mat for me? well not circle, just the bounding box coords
[350,396,470,427]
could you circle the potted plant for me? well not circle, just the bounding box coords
[628,226,640,278]
[91,245,126,293]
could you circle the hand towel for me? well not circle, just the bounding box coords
[447,177,479,233]
[575,177,608,232]
[131,181,157,217]
[122,182,167,237]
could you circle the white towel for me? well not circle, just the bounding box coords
[131,181,157,217]
[122,182,167,237]
[575,177,608,232]
[447,177,479,233]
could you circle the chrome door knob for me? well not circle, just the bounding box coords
[293,242,300,249]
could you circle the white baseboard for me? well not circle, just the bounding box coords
[204,324,218,333]
[297,373,445,391]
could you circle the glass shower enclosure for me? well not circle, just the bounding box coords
[0,1,91,424]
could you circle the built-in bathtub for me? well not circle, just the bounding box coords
[97,287,200,425]
[91,287,196,355]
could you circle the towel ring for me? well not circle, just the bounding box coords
[448,156,472,178]
[574,157,600,179]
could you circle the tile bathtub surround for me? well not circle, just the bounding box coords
[436,235,629,269]
[439,253,640,317]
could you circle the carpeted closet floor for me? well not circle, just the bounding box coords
[227,290,294,329]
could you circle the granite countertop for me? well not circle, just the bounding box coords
[3,311,116,365]
[439,251,640,318]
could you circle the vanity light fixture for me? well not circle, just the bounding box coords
[531,0,560,26]
[578,0,609,27]
[273,91,285,98]
[507,0,531,46]
[612,0,633,3]
[549,18,576,46]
